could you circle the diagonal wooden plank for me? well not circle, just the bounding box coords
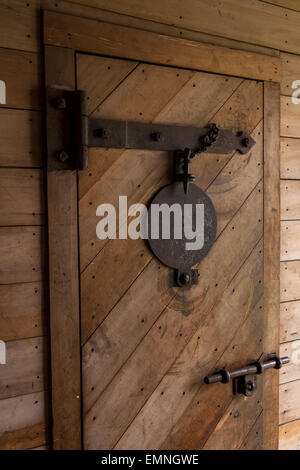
[76,53,139,116]
[116,240,264,450]
[80,80,262,343]
[203,381,263,449]
[82,122,263,406]
[240,411,263,450]
[161,298,264,450]
[83,180,263,449]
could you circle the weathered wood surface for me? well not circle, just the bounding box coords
[263,82,281,449]
[76,52,268,449]
[0,281,45,342]
[281,52,300,97]
[281,221,300,261]
[281,261,300,302]
[281,180,300,220]
[279,379,300,424]
[281,96,300,138]
[0,391,48,450]
[0,226,45,284]
[0,47,42,110]
[0,169,44,226]
[65,0,300,55]
[45,43,81,450]
[280,340,300,384]
[281,138,300,180]
[279,419,300,450]
[0,109,42,168]
[280,301,300,343]
[0,336,47,399]
[44,10,281,82]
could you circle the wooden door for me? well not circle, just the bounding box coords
[76,53,267,450]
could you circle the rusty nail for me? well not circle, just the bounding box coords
[242,137,250,147]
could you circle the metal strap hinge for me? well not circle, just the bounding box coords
[45,88,256,171]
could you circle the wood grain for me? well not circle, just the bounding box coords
[0,109,42,168]
[44,10,281,82]
[45,44,82,449]
[263,81,281,449]
[0,169,44,226]
[281,138,300,180]
[281,180,300,220]
[280,300,300,342]
[0,226,45,284]
[279,419,300,450]
[281,220,300,261]
[0,47,42,110]
[281,96,300,138]
[280,340,300,384]
[0,391,48,450]
[66,0,300,55]
[0,336,47,399]
[280,379,300,424]
[0,281,46,342]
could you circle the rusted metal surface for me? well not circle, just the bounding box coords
[204,356,289,397]
[148,182,217,272]
[46,87,88,171]
[89,118,255,156]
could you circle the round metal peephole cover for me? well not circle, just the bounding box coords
[148,182,217,271]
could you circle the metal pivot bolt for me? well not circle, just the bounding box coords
[54,97,67,109]
[57,150,69,162]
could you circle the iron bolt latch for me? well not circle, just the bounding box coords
[204,355,289,397]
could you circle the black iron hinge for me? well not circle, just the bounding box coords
[45,87,256,171]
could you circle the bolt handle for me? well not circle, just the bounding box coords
[204,356,289,385]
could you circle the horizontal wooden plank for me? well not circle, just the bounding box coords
[0,226,45,284]
[281,220,300,261]
[0,0,40,52]
[42,0,279,57]
[0,169,44,226]
[279,419,300,450]
[44,10,281,82]
[281,300,300,342]
[281,52,300,97]
[0,281,46,342]
[0,109,42,168]
[0,336,47,399]
[67,0,300,55]
[281,97,300,138]
[280,340,300,384]
[0,391,48,450]
[280,379,300,424]
[281,180,300,220]
[280,138,300,179]
[281,260,300,302]
[0,47,42,110]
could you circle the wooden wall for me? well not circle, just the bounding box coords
[0,0,300,450]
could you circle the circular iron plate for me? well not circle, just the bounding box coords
[148,182,217,271]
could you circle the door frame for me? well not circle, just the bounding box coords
[43,9,281,450]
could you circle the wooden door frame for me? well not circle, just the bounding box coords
[43,9,281,450]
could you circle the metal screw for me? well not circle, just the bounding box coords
[242,137,250,147]
[55,98,67,109]
[57,150,69,162]
[95,128,110,138]
[151,132,163,142]
[246,381,255,392]
[180,273,190,285]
